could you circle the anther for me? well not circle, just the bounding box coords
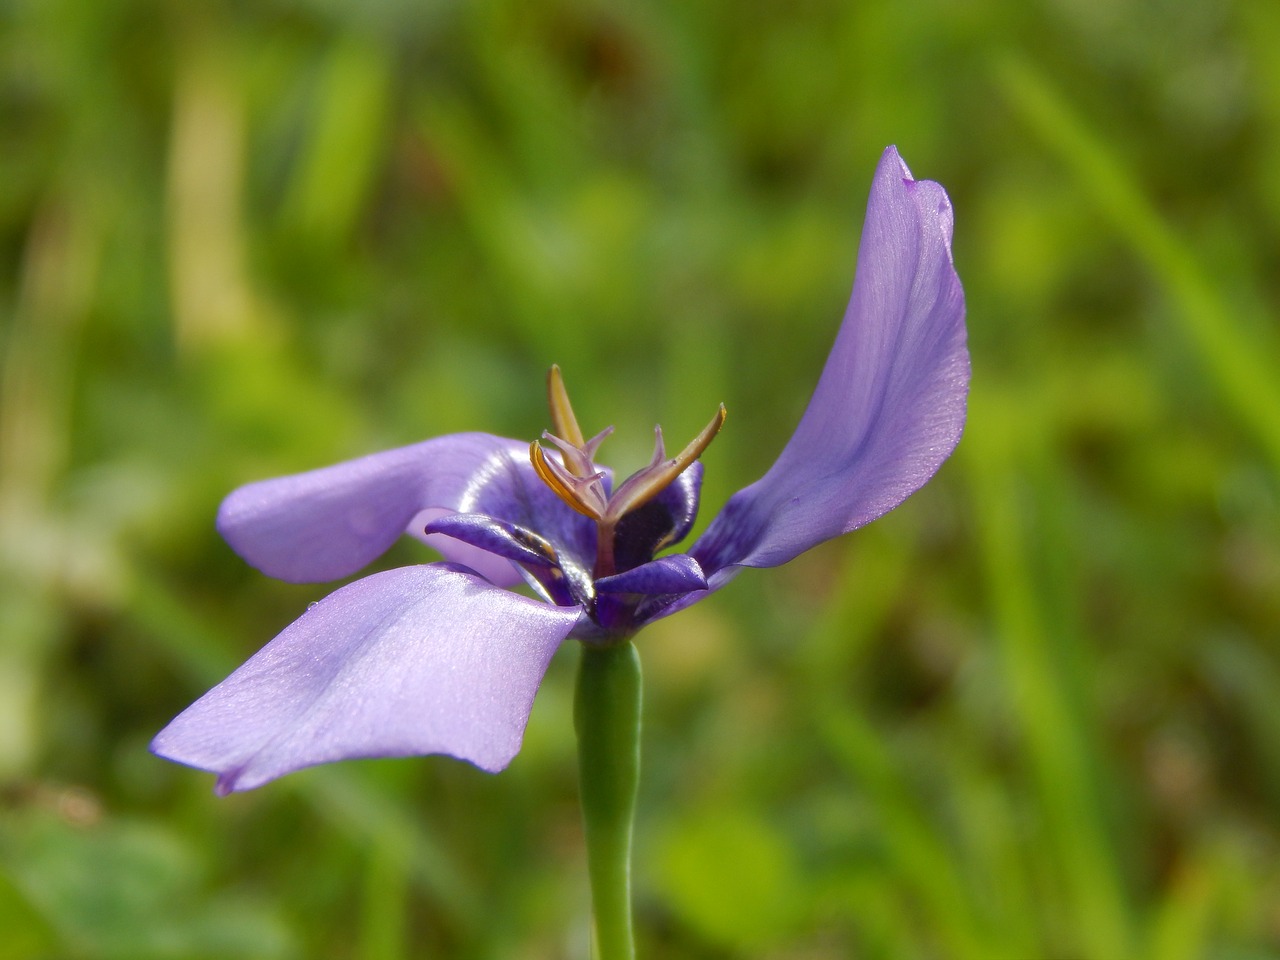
[530,441,607,520]
[606,404,727,522]
[547,365,587,459]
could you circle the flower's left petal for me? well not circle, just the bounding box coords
[218,433,534,583]
[693,147,968,580]
[150,564,581,794]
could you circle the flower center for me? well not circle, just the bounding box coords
[530,365,725,578]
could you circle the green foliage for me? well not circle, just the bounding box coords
[2,0,1278,955]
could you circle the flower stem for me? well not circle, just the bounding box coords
[574,640,641,960]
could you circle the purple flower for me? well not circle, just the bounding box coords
[151,147,969,794]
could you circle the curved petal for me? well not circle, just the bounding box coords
[218,433,592,584]
[596,553,706,595]
[693,147,969,577]
[422,512,558,569]
[150,564,582,793]
[421,511,593,607]
[413,508,525,589]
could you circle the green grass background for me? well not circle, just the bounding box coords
[2,0,1279,956]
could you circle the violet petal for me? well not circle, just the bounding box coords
[423,513,558,569]
[423,511,591,607]
[218,433,596,585]
[217,433,533,582]
[595,553,707,595]
[693,147,969,580]
[150,564,581,793]
[414,508,526,588]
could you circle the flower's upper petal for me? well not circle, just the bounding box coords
[150,564,581,794]
[693,147,969,577]
[217,433,592,584]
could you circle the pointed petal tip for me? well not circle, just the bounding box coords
[213,771,241,797]
[151,728,242,795]
[161,737,518,797]
[546,364,587,449]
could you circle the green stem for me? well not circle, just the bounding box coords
[574,640,642,960]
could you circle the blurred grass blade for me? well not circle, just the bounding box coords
[1200,635,1280,810]
[1144,856,1216,960]
[167,28,255,351]
[0,189,100,778]
[360,832,409,960]
[280,36,392,249]
[946,754,1040,955]
[816,704,993,959]
[806,541,999,959]
[997,55,1280,476]
[964,387,1134,959]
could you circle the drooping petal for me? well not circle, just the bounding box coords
[217,433,594,585]
[150,564,582,794]
[589,554,707,637]
[423,511,594,608]
[413,509,525,588]
[693,147,969,581]
[422,513,559,569]
[595,554,706,595]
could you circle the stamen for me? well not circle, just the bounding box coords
[582,426,614,461]
[645,425,666,468]
[533,366,726,557]
[543,426,614,478]
[547,365,586,455]
[607,404,727,521]
[530,441,606,520]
